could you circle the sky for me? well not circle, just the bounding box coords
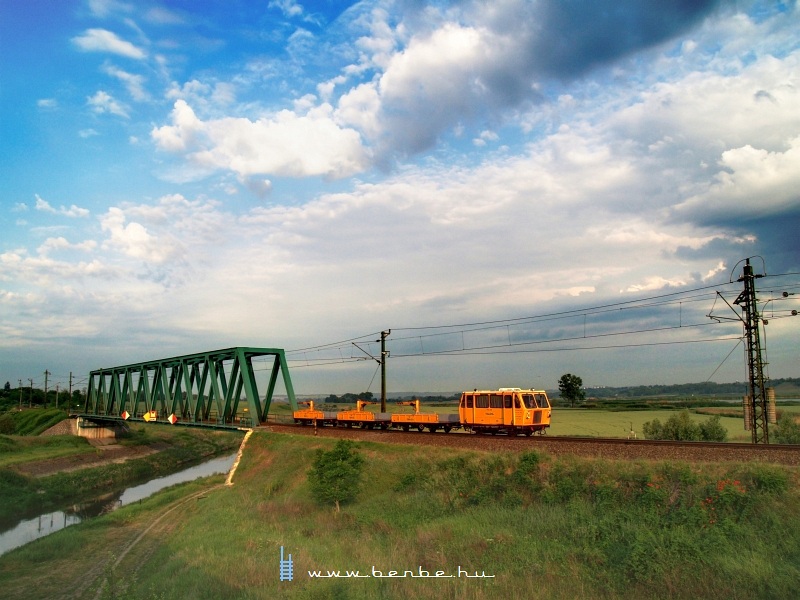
[1,0,799,396]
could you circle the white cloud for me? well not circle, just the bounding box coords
[87,90,130,118]
[37,98,57,109]
[99,207,175,263]
[88,0,133,18]
[34,195,90,218]
[151,100,368,179]
[102,64,149,101]
[72,28,146,59]
[269,0,303,19]
[675,137,800,222]
[38,237,98,256]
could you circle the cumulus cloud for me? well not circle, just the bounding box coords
[38,237,98,256]
[34,195,90,218]
[72,28,146,59]
[327,0,727,162]
[674,137,800,223]
[151,100,368,179]
[87,90,130,118]
[100,207,175,263]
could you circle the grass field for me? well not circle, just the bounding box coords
[274,401,765,441]
[0,434,95,469]
[1,432,798,599]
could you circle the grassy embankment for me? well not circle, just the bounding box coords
[1,407,70,435]
[0,426,242,529]
[1,432,798,599]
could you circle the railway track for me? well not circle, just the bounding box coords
[264,423,800,466]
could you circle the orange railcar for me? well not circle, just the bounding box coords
[336,400,391,429]
[391,400,460,432]
[293,400,337,425]
[458,388,551,435]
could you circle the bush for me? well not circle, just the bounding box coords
[643,411,701,441]
[699,415,728,442]
[307,440,364,512]
[643,411,727,441]
[773,413,800,444]
[0,414,15,435]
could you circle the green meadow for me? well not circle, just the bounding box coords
[1,431,798,599]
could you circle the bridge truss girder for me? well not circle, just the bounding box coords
[84,347,297,426]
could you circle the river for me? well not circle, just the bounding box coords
[0,453,236,557]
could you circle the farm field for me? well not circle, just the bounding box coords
[275,401,767,441]
[548,409,748,441]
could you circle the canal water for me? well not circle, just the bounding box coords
[0,453,236,557]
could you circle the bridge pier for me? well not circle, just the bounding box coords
[76,416,127,444]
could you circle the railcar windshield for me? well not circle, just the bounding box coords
[522,394,537,408]
[534,393,550,408]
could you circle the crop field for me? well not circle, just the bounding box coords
[273,401,767,441]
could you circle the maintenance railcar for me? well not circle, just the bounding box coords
[293,388,551,435]
[459,388,551,435]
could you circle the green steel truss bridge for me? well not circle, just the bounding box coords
[81,347,297,429]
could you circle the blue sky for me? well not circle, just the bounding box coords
[1,0,799,395]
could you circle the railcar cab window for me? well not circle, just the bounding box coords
[490,394,503,408]
[535,393,550,408]
[476,394,489,408]
[522,394,537,408]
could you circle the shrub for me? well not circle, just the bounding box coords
[307,440,364,512]
[643,411,701,441]
[699,415,728,442]
[773,413,800,444]
[0,414,15,435]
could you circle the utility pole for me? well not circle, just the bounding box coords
[55,384,60,410]
[710,257,775,443]
[28,378,33,408]
[379,330,390,412]
[735,259,770,443]
[44,370,50,407]
[18,379,23,410]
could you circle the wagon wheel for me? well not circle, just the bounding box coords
[402,425,410,432]
[417,424,425,432]
[443,426,452,434]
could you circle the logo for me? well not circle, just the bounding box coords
[279,546,294,582]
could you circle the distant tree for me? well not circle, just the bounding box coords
[642,410,728,441]
[308,440,365,512]
[3,381,10,392]
[774,413,800,444]
[642,418,664,440]
[699,415,728,442]
[558,374,585,408]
